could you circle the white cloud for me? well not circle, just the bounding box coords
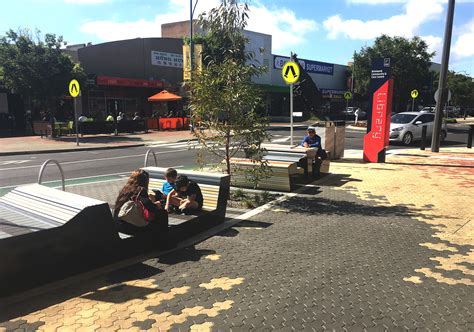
[246,4,317,52]
[421,34,443,60]
[64,0,109,4]
[79,0,317,54]
[324,0,444,40]
[348,0,406,4]
[453,20,474,58]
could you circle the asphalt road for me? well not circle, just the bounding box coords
[268,123,470,150]
[0,123,470,193]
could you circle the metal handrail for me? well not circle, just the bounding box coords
[144,149,158,167]
[37,159,66,191]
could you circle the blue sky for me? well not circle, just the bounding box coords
[1,0,473,74]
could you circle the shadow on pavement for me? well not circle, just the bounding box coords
[278,196,451,222]
[158,246,216,265]
[314,173,364,188]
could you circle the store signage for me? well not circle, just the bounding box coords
[96,76,164,88]
[151,51,183,68]
[274,55,334,76]
[363,57,393,163]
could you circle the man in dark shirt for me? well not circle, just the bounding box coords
[165,175,203,214]
[301,127,322,148]
[301,127,327,159]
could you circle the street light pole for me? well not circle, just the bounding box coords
[189,0,193,81]
[432,0,455,152]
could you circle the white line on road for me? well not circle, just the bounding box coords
[0,165,185,190]
[0,149,189,171]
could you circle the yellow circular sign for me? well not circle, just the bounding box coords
[282,61,300,84]
[344,91,352,100]
[69,79,80,98]
[410,89,419,99]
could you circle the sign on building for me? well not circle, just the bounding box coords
[151,51,183,68]
[274,55,334,76]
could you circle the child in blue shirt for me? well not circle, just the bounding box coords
[162,168,177,197]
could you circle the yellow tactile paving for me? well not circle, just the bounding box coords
[199,277,245,290]
[204,254,221,261]
[329,147,473,286]
[1,276,242,332]
[190,321,214,331]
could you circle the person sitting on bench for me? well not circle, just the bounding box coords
[150,168,178,206]
[114,169,168,235]
[301,127,328,160]
[165,175,203,214]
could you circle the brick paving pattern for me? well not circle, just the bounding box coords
[0,148,472,331]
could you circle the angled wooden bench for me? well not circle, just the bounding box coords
[227,157,303,192]
[0,184,120,297]
[142,167,231,235]
[261,144,331,177]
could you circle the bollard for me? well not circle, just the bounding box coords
[468,124,473,149]
[420,125,427,150]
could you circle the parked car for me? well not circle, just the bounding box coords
[389,112,447,145]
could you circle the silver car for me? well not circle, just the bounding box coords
[389,112,447,145]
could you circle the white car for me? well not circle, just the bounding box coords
[389,112,447,145]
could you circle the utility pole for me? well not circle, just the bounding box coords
[351,51,355,107]
[189,0,194,81]
[432,0,455,152]
[290,52,294,146]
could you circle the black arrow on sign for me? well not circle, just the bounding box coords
[284,65,297,79]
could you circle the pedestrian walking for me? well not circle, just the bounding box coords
[354,108,360,125]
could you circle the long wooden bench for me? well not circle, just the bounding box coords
[262,144,331,177]
[0,184,120,297]
[142,167,231,233]
[227,157,302,192]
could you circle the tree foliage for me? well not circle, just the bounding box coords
[0,29,85,115]
[189,0,270,183]
[352,35,434,112]
[198,0,250,66]
[446,71,474,108]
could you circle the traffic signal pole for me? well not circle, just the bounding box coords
[432,0,455,152]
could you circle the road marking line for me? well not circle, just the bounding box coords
[0,149,189,171]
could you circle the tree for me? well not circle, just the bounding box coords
[352,35,434,112]
[447,71,474,109]
[189,0,270,182]
[0,29,85,117]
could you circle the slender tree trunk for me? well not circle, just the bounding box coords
[225,131,231,175]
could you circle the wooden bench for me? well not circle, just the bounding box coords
[142,167,231,233]
[0,184,120,297]
[227,157,302,192]
[262,144,331,177]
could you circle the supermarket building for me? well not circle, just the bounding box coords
[65,21,349,120]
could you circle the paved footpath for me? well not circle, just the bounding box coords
[0,148,472,331]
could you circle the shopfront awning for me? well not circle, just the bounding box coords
[147,90,182,102]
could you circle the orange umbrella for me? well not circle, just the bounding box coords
[147,90,182,102]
